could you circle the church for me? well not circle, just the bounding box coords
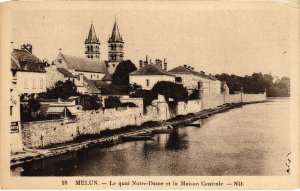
[46,19,125,94]
[84,19,124,74]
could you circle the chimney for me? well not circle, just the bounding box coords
[21,44,32,53]
[150,59,152,64]
[146,55,148,63]
[139,60,143,69]
[155,59,162,69]
[10,42,14,52]
[163,58,167,71]
[184,64,187,68]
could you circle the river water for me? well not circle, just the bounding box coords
[12,98,290,176]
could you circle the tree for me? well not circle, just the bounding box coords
[130,89,158,108]
[215,72,290,97]
[38,80,80,99]
[112,60,137,86]
[81,95,102,110]
[152,81,188,102]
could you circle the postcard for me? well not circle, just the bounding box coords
[0,0,299,189]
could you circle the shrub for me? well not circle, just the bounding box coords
[152,81,188,102]
[130,89,158,108]
[104,96,122,108]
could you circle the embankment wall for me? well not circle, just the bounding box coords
[22,93,265,148]
[202,92,266,110]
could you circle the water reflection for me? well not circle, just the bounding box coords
[12,99,290,176]
[165,127,188,150]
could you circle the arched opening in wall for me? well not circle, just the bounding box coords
[91,55,93,59]
[91,46,93,52]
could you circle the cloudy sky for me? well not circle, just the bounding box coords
[10,1,291,77]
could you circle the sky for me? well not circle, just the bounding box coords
[10,1,291,77]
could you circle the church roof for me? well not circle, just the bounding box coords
[108,20,124,43]
[57,68,76,78]
[168,66,216,80]
[59,53,108,74]
[130,64,174,76]
[11,49,46,73]
[85,23,100,44]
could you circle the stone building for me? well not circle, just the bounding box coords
[129,64,175,90]
[11,45,47,94]
[47,52,111,94]
[168,65,221,95]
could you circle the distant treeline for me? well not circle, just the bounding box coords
[215,72,290,97]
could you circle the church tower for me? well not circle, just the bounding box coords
[85,22,100,59]
[107,19,124,74]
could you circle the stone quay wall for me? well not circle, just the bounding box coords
[202,92,267,110]
[22,119,77,148]
[21,93,265,148]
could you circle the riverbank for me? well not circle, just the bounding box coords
[11,101,266,167]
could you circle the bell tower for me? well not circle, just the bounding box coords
[108,19,124,62]
[107,18,124,74]
[85,22,100,59]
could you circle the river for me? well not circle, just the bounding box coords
[12,98,290,176]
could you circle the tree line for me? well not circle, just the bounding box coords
[215,72,290,97]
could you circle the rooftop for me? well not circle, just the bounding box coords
[11,49,46,73]
[59,53,108,74]
[130,64,174,76]
[168,66,216,80]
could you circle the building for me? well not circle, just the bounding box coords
[129,64,175,90]
[168,65,221,94]
[84,23,101,59]
[10,83,23,153]
[106,19,124,74]
[11,45,47,94]
[48,52,111,94]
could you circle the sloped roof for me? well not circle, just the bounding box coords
[90,80,109,88]
[82,76,101,94]
[85,23,100,44]
[57,68,76,78]
[130,64,174,76]
[60,53,108,74]
[108,20,123,43]
[11,49,46,72]
[102,73,112,81]
[168,66,216,80]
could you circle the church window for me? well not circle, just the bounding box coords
[91,46,93,52]
[146,79,150,87]
[91,55,93,58]
[91,74,93,79]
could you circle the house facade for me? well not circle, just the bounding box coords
[129,64,175,90]
[11,45,47,94]
[169,65,221,95]
[10,83,23,153]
